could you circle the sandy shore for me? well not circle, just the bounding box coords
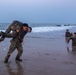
[0,37,76,75]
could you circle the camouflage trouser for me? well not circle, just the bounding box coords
[5,43,23,60]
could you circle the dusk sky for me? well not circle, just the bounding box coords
[0,0,76,24]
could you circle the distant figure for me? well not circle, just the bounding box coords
[68,32,76,52]
[65,29,73,43]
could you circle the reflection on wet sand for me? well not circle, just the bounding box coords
[5,61,24,75]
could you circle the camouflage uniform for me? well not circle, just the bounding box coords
[4,21,28,62]
[68,36,76,52]
[65,30,72,43]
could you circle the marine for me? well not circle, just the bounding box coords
[0,20,32,63]
[68,32,76,52]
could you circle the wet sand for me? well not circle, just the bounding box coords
[0,37,76,75]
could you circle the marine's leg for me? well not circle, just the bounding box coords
[72,46,76,52]
[15,44,23,61]
[4,44,16,63]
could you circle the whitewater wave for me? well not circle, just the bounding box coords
[32,26,73,33]
[0,26,74,33]
[0,29,5,31]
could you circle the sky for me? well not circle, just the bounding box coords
[0,0,76,24]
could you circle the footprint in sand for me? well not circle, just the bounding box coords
[45,54,50,56]
[63,61,76,65]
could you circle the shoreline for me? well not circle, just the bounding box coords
[0,37,76,75]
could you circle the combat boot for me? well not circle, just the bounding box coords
[4,55,10,63]
[15,57,22,62]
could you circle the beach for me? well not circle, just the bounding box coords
[0,36,76,75]
[0,0,76,74]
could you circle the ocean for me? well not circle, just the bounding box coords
[0,23,76,39]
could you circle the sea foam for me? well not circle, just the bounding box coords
[32,26,73,33]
